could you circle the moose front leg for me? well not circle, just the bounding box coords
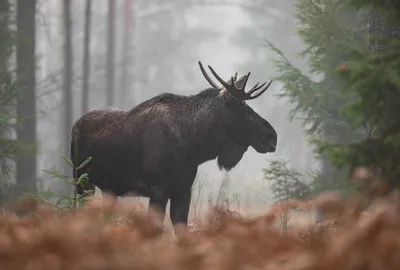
[101,189,118,214]
[169,187,192,234]
[147,187,169,233]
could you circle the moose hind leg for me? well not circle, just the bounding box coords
[169,188,192,234]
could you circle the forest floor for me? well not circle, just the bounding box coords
[0,192,399,270]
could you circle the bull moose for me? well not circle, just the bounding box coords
[71,61,277,231]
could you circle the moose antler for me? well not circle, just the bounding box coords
[199,61,238,88]
[198,61,272,100]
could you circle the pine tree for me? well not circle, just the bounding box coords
[266,0,369,195]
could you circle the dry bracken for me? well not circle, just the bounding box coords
[0,192,400,270]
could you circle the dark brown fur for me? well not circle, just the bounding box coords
[71,77,277,230]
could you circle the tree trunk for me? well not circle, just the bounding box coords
[82,0,92,114]
[16,0,37,194]
[368,8,400,191]
[0,0,9,78]
[369,9,400,53]
[0,0,11,204]
[119,0,133,109]
[106,0,116,107]
[62,0,73,181]
[0,0,10,150]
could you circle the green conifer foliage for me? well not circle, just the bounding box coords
[323,0,400,191]
[266,0,369,194]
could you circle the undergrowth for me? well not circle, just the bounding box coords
[0,167,399,270]
[35,156,93,215]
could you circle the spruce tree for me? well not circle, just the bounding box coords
[324,1,400,192]
[266,0,369,195]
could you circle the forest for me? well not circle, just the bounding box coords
[0,0,400,269]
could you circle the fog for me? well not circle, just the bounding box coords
[29,0,320,215]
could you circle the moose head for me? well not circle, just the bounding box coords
[198,61,278,154]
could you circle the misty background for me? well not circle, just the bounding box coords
[11,0,320,216]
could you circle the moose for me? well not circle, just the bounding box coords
[71,61,277,231]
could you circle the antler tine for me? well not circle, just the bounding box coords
[208,65,258,100]
[238,72,251,91]
[246,82,264,95]
[207,65,233,89]
[232,72,238,82]
[246,80,273,100]
[198,61,219,89]
[199,62,272,101]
